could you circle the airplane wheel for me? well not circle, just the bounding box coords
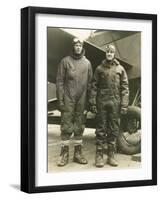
[117,106,141,155]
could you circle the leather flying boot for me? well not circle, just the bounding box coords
[73,145,88,164]
[107,143,118,167]
[57,145,69,167]
[95,147,104,168]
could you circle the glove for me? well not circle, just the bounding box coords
[58,101,65,112]
[120,107,128,115]
[90,105,97,114]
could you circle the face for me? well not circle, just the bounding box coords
[106,49,115,61]
[73,43,83,55]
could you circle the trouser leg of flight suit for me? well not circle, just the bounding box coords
[95,110,107,148]
[60,95,75,141]
[73,91,86,142]
[106,100,120,145]
[95,98,120,148]
[60,93,86,142]
[106,100,120,166]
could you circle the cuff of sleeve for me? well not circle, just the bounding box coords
[89,99,96,106]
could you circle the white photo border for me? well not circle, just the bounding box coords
[35,13,152,187]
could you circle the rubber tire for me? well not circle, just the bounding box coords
[117,106,141,155]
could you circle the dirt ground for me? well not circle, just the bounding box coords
[48,124,141,173]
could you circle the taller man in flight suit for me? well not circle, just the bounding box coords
[56,37,93,167]
[89,44,129,167]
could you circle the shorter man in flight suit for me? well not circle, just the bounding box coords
[89,44,129,167]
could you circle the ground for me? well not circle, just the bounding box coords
[48,124,141,173]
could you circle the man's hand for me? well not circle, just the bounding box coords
[90,105,97,114]
[58,101,65,112]
[120,107,128,115]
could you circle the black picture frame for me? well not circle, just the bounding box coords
[21,6,157,193]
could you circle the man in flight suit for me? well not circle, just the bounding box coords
[89,44,129,167]
[56,37,93,166]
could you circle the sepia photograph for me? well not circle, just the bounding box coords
[21,6,157,193]
[47,27,141,172]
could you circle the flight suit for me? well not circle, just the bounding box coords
[89,59,129,148]
[56,52,93,141]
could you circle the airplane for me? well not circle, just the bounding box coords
[47,28,141,155]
